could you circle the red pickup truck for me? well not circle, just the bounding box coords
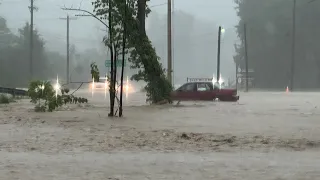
[171,81,239,102]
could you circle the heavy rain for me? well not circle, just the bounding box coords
[1,0,320,179]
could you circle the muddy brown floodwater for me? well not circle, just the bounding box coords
[1,91,320,179]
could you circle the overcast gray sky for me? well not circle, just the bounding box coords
[0,0,238,49]
[0,0,239,81]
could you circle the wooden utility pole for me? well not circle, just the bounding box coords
[59,15,76,84]
[167,0,172,85]
[217,26,221,82]
[290,0,296,91]
[28,0,37,80]
[244,23,249,92]
[171,0,175,86]
[67,16,70,84]
[236,63,238,90]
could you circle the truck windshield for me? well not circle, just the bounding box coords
[214,82,226,89]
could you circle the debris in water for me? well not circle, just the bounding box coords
[180,133,190,140]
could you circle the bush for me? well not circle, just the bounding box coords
[28,80,88,112]
[35,104,46,112]
[60,88,70,95]
[28,80,58,112]
[0,94,10,104]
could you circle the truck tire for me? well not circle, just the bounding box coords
[219,96,238,102]
[218,96,226,101]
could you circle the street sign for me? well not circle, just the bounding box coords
[239,69,254,73]
[105,59,126,67]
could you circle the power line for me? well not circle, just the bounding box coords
[1,0,25,3]
[1,26,102,43]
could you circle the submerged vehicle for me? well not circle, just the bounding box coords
[89,76,134,93]
[89,77,108,90]
[170,78,239,102]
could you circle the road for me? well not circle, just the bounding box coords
[1,90,320,179]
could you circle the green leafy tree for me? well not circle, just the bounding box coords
[0,19,51,87]
[18,22,48,80]
[93,0,173,104]
[234,0,320,89]
[90,62,100,81]
[0,16,21,86]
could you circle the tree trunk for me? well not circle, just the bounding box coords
[108,45,115,116]
[108,0,115,116]
[112,47,117,114]
[137,0,147,35]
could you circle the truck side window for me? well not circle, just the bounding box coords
[197,83,211,91]
[178,83,194,92]
[184,83,194,91]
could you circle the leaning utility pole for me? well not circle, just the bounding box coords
[28,0,37,80]
[244,23,249,92]
[59,15,76,84]
[290,0,296,91]
[167,0,172,85]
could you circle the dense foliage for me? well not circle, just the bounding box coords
[27,80,87,112]
[234,0,320,89]
[0,19,47,86]
[93,0,173,103]
[0,94,11,104]
[0,15,91,87]
[90,62,100,82]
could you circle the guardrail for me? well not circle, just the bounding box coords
[0,87,28,96]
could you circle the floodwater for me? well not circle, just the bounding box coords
[1,90,320,179]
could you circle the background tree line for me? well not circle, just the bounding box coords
[0,15,128,88]
[1,4,239,89]
[235,0,320,89]
[0,15,87,87]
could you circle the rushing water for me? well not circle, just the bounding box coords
[1,90,320,179]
